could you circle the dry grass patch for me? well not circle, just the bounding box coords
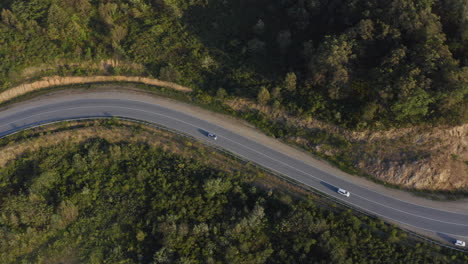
[0,75,192,104]
[17,59,145,82]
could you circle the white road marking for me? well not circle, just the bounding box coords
[1,103,468,233]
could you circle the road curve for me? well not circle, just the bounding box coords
[0,91,467,243]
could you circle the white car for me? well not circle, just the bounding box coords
[207,133,217,140]
[455,240,466,247]
[337,188,350,197]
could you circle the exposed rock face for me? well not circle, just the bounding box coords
[227,98,468,191]
[357,124,468,190]
[0,75,192,104]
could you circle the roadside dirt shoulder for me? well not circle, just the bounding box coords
[0,76,192,104]
[227,98,468,193]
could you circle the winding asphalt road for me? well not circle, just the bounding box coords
[0,91,467,245]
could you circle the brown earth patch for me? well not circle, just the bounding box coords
[226,98,468,191]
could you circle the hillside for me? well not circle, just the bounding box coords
[0,121,465,263]
[0,1,466,191]
[0,0,466,127]
[227,97,468,193]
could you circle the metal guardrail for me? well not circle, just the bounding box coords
[1,116,467,255]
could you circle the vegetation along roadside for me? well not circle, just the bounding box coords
[0,0,466,197]
[0,119,467,263]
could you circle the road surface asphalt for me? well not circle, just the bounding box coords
[0,90,467,246]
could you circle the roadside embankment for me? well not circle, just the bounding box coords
[0,75,192,104]
[227,98,468,193]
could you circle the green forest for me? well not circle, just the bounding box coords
[1,1,467,262]
[0,138,466,263]
[0,0,466,128]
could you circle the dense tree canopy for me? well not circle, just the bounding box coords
[0,0,466,128]
[0,138,465,263]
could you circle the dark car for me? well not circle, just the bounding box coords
[207,133,217,140]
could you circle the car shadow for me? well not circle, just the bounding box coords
[197,128,209,137]
[320,181,338,192]
[437,232,456,244]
